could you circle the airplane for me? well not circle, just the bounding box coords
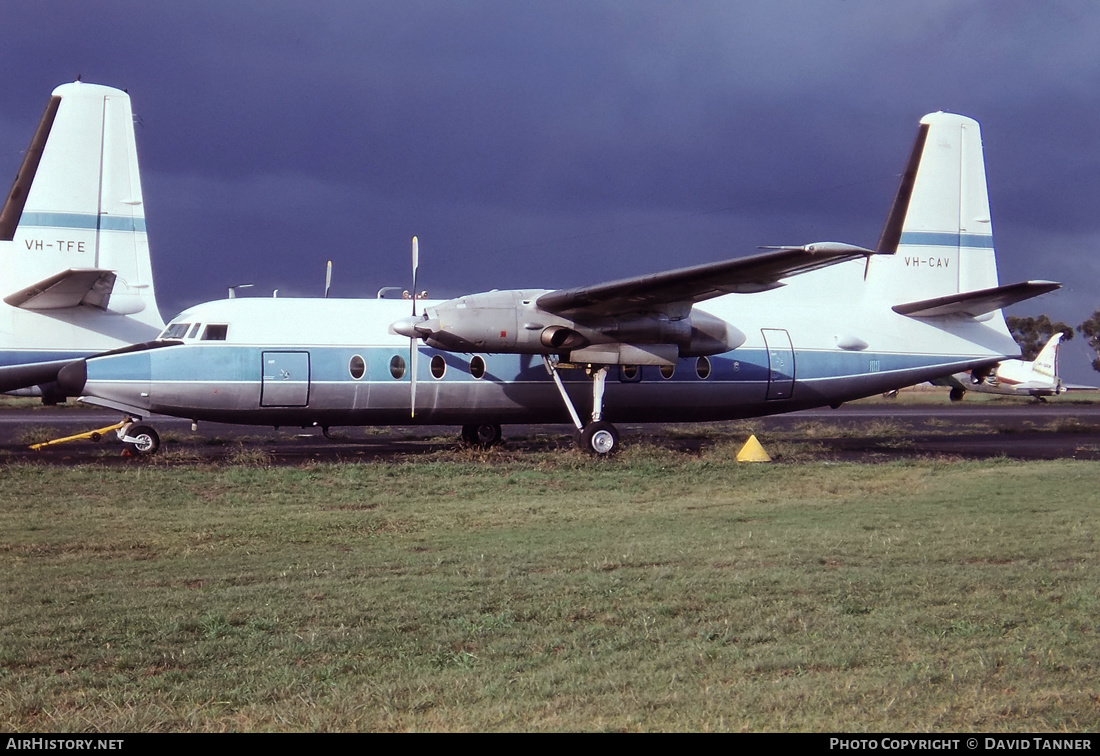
[934,332,1094,401]
[30,83,1060,455]
[0,81,164,403]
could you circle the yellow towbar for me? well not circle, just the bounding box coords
[30,421,127,450]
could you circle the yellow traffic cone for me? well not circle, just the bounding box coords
[736,434,771,462]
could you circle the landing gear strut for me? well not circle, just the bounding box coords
[543,357,619,456]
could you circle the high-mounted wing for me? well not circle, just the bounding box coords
[534,119,931,321]
[535,242,874,319]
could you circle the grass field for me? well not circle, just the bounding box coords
[1,447,1097,732]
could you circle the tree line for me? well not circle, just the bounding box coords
[1007,312,1100,372]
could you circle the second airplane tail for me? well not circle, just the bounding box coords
[0,81,162,324]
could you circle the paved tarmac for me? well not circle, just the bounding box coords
[2,398,1099,464]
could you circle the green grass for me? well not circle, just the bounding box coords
[1,455,1097,732]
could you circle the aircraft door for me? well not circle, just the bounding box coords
[261,351,311,407]
[761,329,795,400]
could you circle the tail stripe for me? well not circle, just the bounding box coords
[18,212,147,233]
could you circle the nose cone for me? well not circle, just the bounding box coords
[391,316,440,339]
[391,316,421,339]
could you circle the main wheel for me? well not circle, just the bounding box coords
[949,387,965,402]
[579,420,619,456]
[124,424,160,455]
[461,423,502,448]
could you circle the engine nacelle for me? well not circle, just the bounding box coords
[392,288,746,362]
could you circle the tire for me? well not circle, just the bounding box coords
[579,420,619,456]
[124,424,161,455]
[949,387,965,402]
[461,423,502,448]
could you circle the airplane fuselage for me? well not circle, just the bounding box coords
[78,260,1021,428]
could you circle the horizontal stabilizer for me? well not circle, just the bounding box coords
[892,280,1060,318]
[3,268,117,310]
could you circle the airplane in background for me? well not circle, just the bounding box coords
[934,332,1094,401]
[0,82,164,403]
[22,84,1058,455]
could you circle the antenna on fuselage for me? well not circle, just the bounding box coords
[324,260,332,298]
[228,283,254,299]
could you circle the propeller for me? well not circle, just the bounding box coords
[409,237,419,418]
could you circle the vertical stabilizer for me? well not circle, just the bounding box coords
[871,112,1000,304]
[1,82,165,398]
[0,81,161,323]
[1031,332,1062,383]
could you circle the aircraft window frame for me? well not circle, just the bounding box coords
[695,356,712,380]
[389,355,407,380]
[660,364,675,380]
[160,323,190,339]
[469,355,486,379]
[187,323,202,339]
[619,365,641,382]
[430,355,447,380]
[349,355,366,380]
[201,324,229,341]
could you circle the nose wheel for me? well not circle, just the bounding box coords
[543,357,619,456]
[118,421,161,455]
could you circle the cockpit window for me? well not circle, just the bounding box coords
[201,324,229,341]
[160,323,190,339]
[187,323,202,339]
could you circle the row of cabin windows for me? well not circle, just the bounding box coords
[374,355,712,381]
[159,323,228,341]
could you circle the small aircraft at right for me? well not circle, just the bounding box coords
[934,333,1097,401]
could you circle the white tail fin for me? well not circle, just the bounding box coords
[1,81,161,322]
[1,82,164,397]
[1031,332,1062,382]
[871,112,1001,304]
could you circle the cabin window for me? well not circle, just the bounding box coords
[187,323,202,339]
[619,365,641,383]
[695,356,711,380]
[430,355,446,379]
[202,324,229,341]
[160,323,190,339]
[349,355,366,380]
[660,364,675,380]
[389,355,406,380]
[469,355,486,379]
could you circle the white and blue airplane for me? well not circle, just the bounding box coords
[11,84,1059,454]
[0,81,164,403]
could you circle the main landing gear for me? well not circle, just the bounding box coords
[461,422,503,448]
[543,357,620,456]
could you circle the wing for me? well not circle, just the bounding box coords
[534,242,874,319]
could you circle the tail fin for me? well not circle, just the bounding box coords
[1,82,164,398]
[1031,332,1062,382]
[0,81,161,322]
[873,111,1059,317]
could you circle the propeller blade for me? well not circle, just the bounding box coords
[410,236,419,417]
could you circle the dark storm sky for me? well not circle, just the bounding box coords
[2,1,1098,378]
